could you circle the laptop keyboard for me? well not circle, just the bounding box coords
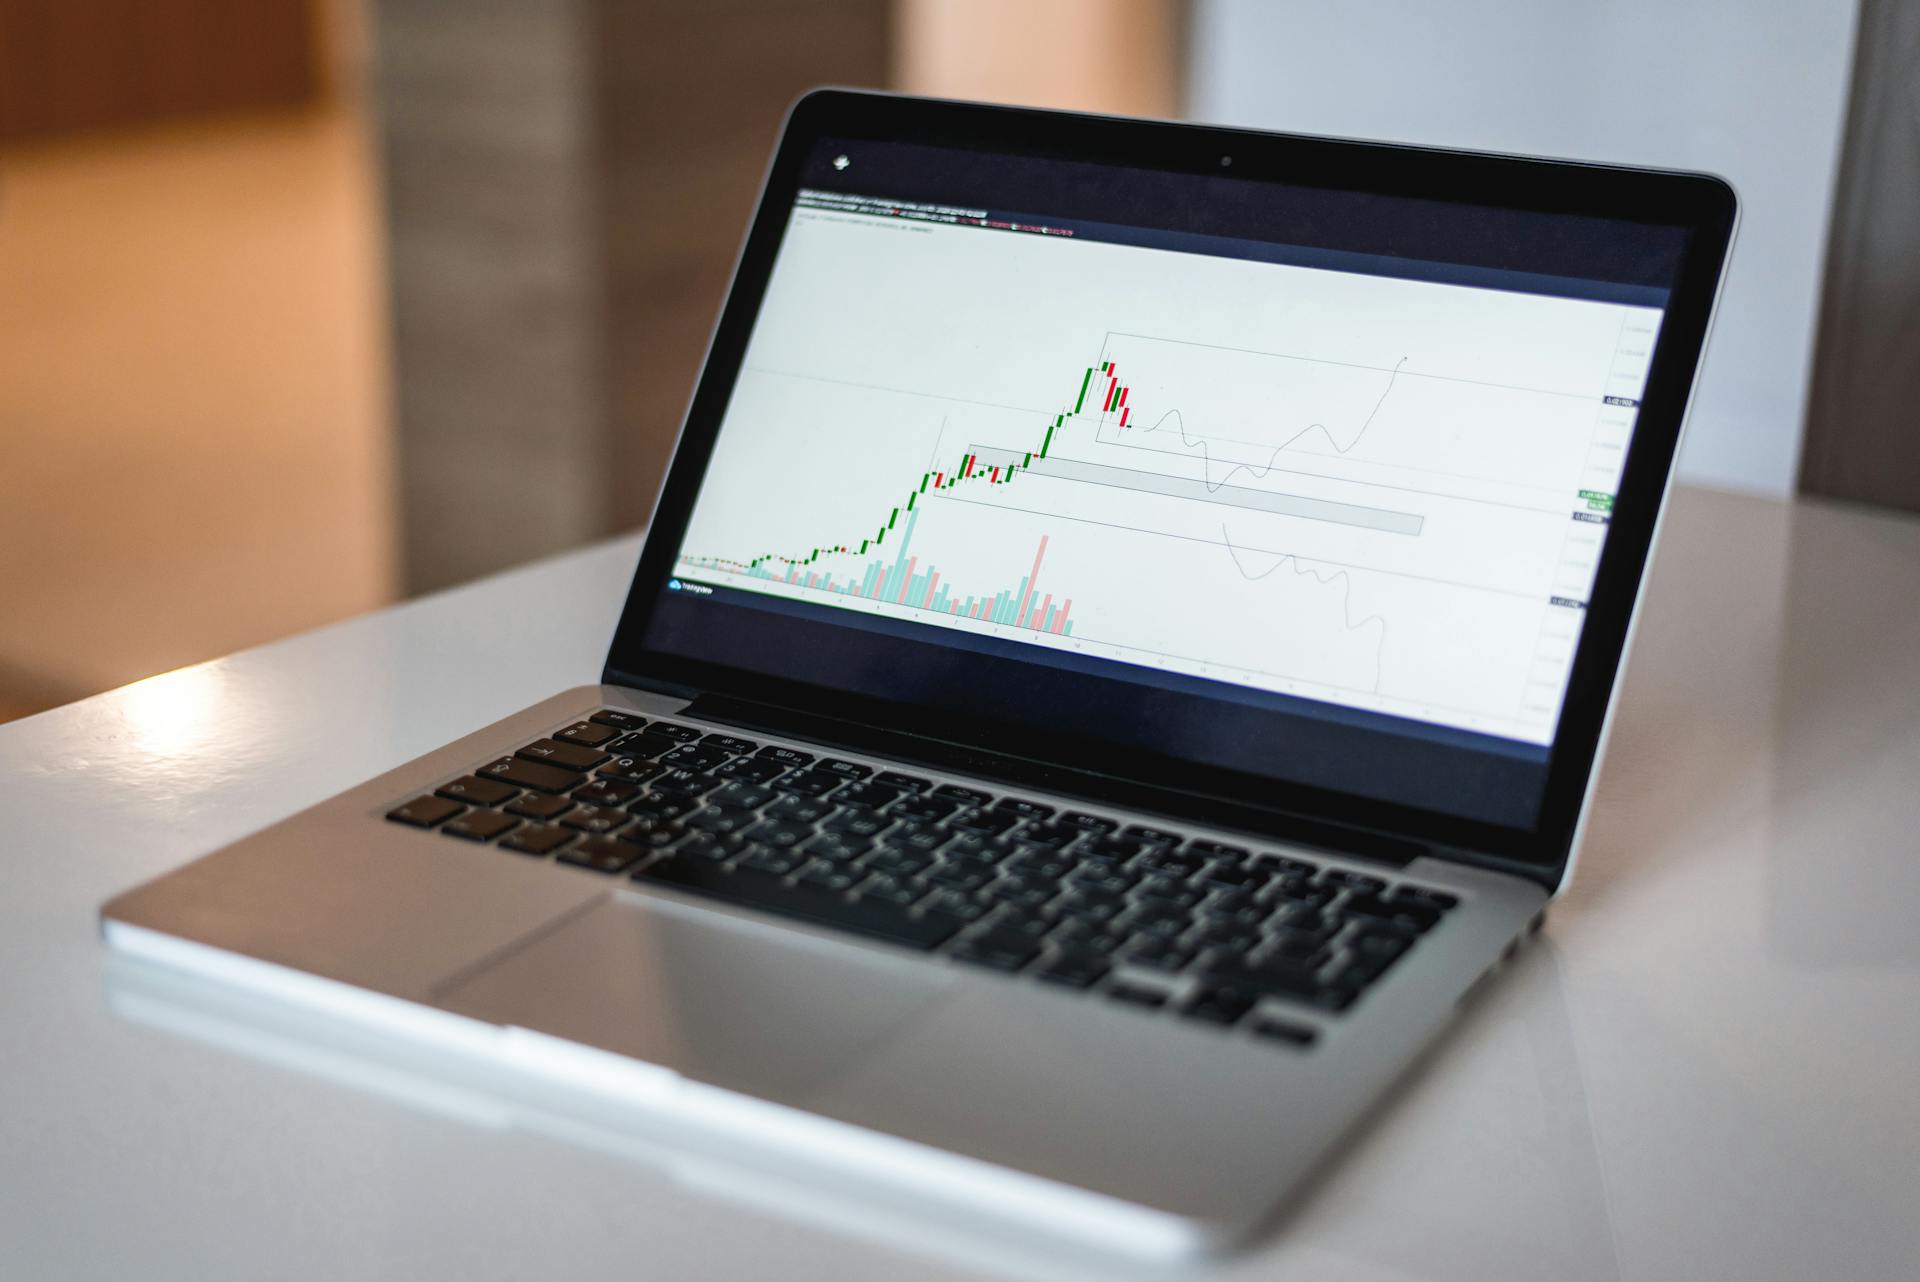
[387,710,1461,1048]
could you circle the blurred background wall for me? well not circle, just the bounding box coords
[1,0,1907,723]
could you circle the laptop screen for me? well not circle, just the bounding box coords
[627,122,1709,847]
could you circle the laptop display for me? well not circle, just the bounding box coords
[623,122,1715,859]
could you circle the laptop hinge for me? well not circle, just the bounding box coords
[683,694,1430,870]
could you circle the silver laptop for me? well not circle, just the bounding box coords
[101,90,1735,1259]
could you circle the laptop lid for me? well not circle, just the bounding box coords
[604,90,1735,890]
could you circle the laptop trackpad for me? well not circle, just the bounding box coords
[433,891,955,1100]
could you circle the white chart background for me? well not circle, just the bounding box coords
[676,207,1663,744]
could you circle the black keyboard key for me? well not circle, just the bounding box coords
[756,745,815,768]
[1050,921,1125,955]
[1136,848,1205,878]
[993,909,1062,940]
[644,722,702,742]
[881,822,952,854]
[629,791,699,821]
[1066,868,1136,898]
[1056,892,1124,923]
[1037,951,1110,989]
[1265,928,1333,963]
[775,770,841,798]
[1122,823,1182,846]
[634,857,963,950]
[926,864,993,892]
[875,770,932,792]
[832,780,900,809]
[1186,838,1250,862]
[1005,851,1072,880]
[1268,905,1338,939]
[1121,939,1197,973]
[993,796,1055,820]
[618,734,684,761]
[1270,885,1339,915]
[499,823,574,855]
[702,734,758,755]
[709,782,776,809]
[740,847,804,875]
[944,832,1011,864]
[589,710,647,732]
[1321,869,1388,896]
[742,819,813,849]
[685,805,759,836]
[1183,986,1256,1027]
[659,744,730,772]
[442,810,520,842]
[714,756,787,784]
[817,758,873,780]
[1015,822,1078,849]
[554,721,620,748]
[921,889,992,923]
[678,833,745,862]
[767,794,835,824]
[932,783,992,806]
[1202,897,1268,931]
[825,809,893,839]
[1202,955,1326,1001]
[1250,1017,1319,1048]
[1124,897,1189,928]
[434,776,518,807]
[558,835,644,873]
[506,793,573,821]
[1080,835,1145,864]
[479,757,583,794]
[869,848,934,877]
[1191,919,1262,953]
[985,876,1056,909]
[949,806,1017,836]
[951,929,1041,972]
[388,796,466,828]
[858,874,926,907]
[624,812,688,844]
[1107,983,1167,1009]
[652,769,721,796]
[796,863,858,893]
[1135,877,1204,910]
[891,793,958,823]
[561,805,630,834]
[1199,865,1268,893]
[1259,854,1320,878]
[516,738,611,772]
[597,756,666,784]
[800,832,871,863]
[572,779,639,808]
[1060,811,1116,834]
[1342,895,1441,933]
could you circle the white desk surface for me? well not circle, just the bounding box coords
[4,486,1917,1282]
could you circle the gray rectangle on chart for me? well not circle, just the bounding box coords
[966,449,1425,535]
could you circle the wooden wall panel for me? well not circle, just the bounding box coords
[0,0,325,142]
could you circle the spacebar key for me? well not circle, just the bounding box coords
[633,856,963,950]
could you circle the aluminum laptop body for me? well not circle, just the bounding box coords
[102,91,1735,1259]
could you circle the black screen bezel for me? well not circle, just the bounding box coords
[603,89,1736,883]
